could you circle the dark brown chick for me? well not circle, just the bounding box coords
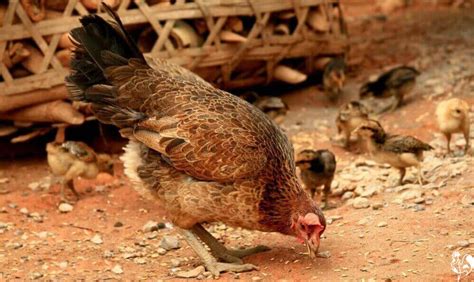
[66,5,325,277]
[239,91,288,124]
[354,120,433,186]
[323,57,346,101]
[335,101,370,148]
[296,149,336,209]
[360,66,420,111]
[435,98,470,154]
[46,141,114,201]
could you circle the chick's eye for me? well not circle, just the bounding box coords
[455,109,461,114]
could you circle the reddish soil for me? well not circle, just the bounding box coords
[1,4,474,281]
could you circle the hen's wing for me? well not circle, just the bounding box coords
[66,6,273,182]
[99,59,269,182]
[382,134,433,154]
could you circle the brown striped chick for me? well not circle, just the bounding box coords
[46,141,114,201]
[296,149,336,209]
[435,98,470,155]
[323,57,346,101]
[335,101,370,148]
[354,120,433,186]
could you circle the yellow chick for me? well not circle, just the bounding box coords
[435,98,470,154]
[46,141,114,201]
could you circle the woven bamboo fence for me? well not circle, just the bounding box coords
[0,0,347,142]
[1,0,347,94]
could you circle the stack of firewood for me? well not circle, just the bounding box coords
[0,0,347,144]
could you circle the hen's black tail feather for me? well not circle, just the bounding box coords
[66,4,146,127]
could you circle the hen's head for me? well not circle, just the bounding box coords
[291,208,326,258]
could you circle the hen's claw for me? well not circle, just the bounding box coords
[208,262,257,277]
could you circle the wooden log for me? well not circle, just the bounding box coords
[307,7,330,32]
[219,30,247,43]
[0,85,68,112]
[81,0,120,10]
[46,0,69,11]
[55,48,71,67]
[58,32,74,49]
[11,128,51,143]
[21,44,44,74]
[0,100,85,124]
[0,125,18,137]
[273,65,308,84]
[170,20,202,48]
[20,0,46,22]
[226,16,243,33]
[3,42,31,68]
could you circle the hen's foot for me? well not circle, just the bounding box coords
[216,245,270,264]
[180,228,257,278]
[191,223,269,264]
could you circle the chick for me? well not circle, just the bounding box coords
[239,91,288,124]
[435,98,470,154]
[336,101,370,148]
[354,120,433,186]
[323,57,346,101]
[46,141,114,201]
[296,149,336,208]
[360,66,420,112]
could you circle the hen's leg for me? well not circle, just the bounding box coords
[179,227,257,278]
[192,224,269,264]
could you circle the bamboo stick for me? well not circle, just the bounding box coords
[0,85,68,112]
[0,100,85,124]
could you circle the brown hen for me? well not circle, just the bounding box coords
[66,5,326,277]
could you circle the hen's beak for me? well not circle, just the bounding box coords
[305,238,319,258]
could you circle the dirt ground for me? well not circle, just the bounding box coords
[1,4,474,281]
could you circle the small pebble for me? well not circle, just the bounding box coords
[91,234,103,245]
[157,248,167,255]
[58,203,73,213]
[159,236,180,250]
[457,240,470,248]
[19,208,29,215]
[170,258,181,267]
[317,251,331,258]
[142,220,162,233]
[111,264,123,274]
[371,202,384,210]
[30,272,43,280]
[352,197,370,209]
[252,277,263,281]
[114,221,124,228]
[377,221,388,228]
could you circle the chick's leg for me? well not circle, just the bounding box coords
[321,180,332,209]
[179,226,257,278]
[416,165,425,186]
[463,130,470,154]
[192,224,269,263]
[398,168,406,186]
[60,179,79,203]
[445,133,452,154]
